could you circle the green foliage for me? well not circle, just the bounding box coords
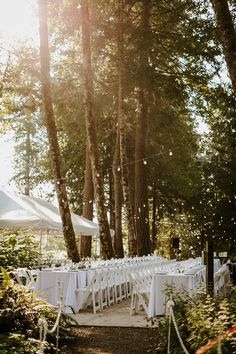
[0,333,41,354]
[0,268,76,353]
[1,0,234,258]
[156,214,201,260]
[188,87,236,257]
[153,286,193,353]
[154,286,236,353]
[188,289,236,353]
[0,230,41,269]
[0,268,51,352]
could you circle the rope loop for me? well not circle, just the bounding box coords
[166,297,190,354]
[166,299,174,316]
[36,281,64,354]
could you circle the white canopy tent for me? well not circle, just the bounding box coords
[0,190,100,236]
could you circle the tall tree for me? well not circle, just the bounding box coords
[79,146,94,257]
[134,0,151,255]
[38,0,79,262]
[81,0,114,259]
[23,118,30,196]
[211,0,236,97]
[117,0,137,256]
[2,0,221,259]
[112,125,124,258]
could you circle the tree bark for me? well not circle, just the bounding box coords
[38,0,79,262]
[112,127,124,258]
[118,0,137,256]
[134,0,151,256]
[79,146,93,258]
[109,171,115,234]
[211,0,236,97]
[108,170,116,253]
[81,0,114,259]
[135,89,151,255]
[151,182,157,252]
[24,127,31,196]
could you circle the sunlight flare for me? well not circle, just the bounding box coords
[0,0,38,44]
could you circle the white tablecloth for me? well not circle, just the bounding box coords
[35,269,87,313]
[34,266,118,312]
[147,265,206,318]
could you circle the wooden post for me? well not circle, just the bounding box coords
[206,240,214,295]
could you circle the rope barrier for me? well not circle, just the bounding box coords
[36,282,64,354]
[166,272,233,354]
[170,309,190,354]
[166,299,190,354]
[167,303,172,354]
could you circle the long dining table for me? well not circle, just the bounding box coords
[147,259,221,318]
[34,269,88,313]
[33,255,166,313]
[34,265,127,313]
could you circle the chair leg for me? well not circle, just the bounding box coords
[100,287,108,310]
[92,288,101,313]
[130,291,137,315]
[107,284,115,306]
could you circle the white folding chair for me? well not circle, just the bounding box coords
[114,269,122,303]
[99,271,108,310]
[129,272,150,315]
[119,267,127,300]
[107,269,115,306]
[75,272,102,313]
[12,269,31,287]
[26,269,39,291]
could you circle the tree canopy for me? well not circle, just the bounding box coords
[0,0,235,259]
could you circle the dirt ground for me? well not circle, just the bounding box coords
[61,326,160,354]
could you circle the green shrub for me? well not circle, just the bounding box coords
[187,288,236,353]
[153,285,193,353]
[0,268,76,353]
[0,333,42,354]
[153,285,236,353]
[0,230,41,269]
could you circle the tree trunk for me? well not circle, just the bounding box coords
[109,171,115,234]
[81,0,113,259]
[24,128,30,196]
[112,127,124,258]
[79,146,93,258]
[108,170,116,253]
[118,0,136,256]
[211,0,236,97]
[151,182,157,252]
[135,90,151,255]
[135,0,151,256]
[38,0,79,262]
